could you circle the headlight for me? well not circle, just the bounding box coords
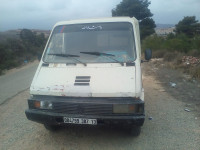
[34,101,53,109]
[113,104,137,113]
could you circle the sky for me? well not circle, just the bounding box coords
[0,0,200,31]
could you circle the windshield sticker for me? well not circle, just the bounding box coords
[59,26,65,33]
[82,25,102,30]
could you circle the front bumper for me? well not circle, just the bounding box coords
[25,96,145,126]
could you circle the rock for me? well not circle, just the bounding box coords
[169,82,176,88]
[182,56,200,66]
[184,108,190,112]
[192,79,196,83]
[149,117,153,120]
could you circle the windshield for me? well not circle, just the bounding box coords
[43,22,136,64]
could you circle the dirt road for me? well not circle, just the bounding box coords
[0,62,200,150]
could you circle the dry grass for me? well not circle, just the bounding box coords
[153,51,200,79]
[187,65,200,78]
[152,50,166,58]
[163,51,184,62]
[187,49,200,57]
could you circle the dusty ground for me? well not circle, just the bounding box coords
[147,59,200,115]
[0,60,200,150]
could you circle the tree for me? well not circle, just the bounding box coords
[112,0,156,39]
[20,29,36,44]
[140,18,155,39]
[35,33,46,47]
[175,16,200,37]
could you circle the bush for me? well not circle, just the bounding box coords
[141,17,200,79]
[142,35,165,51]
[174,53,184,65]
[163,52,177,62]
[0,29,47,75]
[152,50,166,58]
[163,51,184,62]
[190,65,200,78]
[142,34,200,54]
[187,49,200,57]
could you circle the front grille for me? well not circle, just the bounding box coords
[51,102,113,115]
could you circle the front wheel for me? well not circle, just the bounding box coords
[130,126,141,136]
[44,124,60,131]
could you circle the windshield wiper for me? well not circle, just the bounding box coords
[48,53,86,66]
[80,52,124,66]
[80,52,114,56]
[48,53,80,57]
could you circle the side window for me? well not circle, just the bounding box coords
[48,33,63,53]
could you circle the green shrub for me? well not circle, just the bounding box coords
[187,49,200,57]
[0,70,2,75]
[142,35,165,51]
[0,29,47,75]
[163,52,177,62]
[142,34,200,54]
[152,50,166,58]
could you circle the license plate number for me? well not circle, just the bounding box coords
[63,117,97,125]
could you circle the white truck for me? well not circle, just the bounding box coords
[25,17,152,136]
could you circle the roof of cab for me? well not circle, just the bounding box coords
[54,17,138,28]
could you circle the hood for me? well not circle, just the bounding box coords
[30,64,136,97]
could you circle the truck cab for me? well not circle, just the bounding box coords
[25,17,150,136]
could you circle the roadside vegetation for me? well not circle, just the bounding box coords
[112,0,200,78]
[0,29,47,75]
[142,16,200,79]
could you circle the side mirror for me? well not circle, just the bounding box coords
[145,49,152,61]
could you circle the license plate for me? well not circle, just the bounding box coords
[63,117,97,125]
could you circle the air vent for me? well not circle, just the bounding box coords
[74,76,90,86]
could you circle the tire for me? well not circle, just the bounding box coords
[130,126,141,136]
[44,124,59,131]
